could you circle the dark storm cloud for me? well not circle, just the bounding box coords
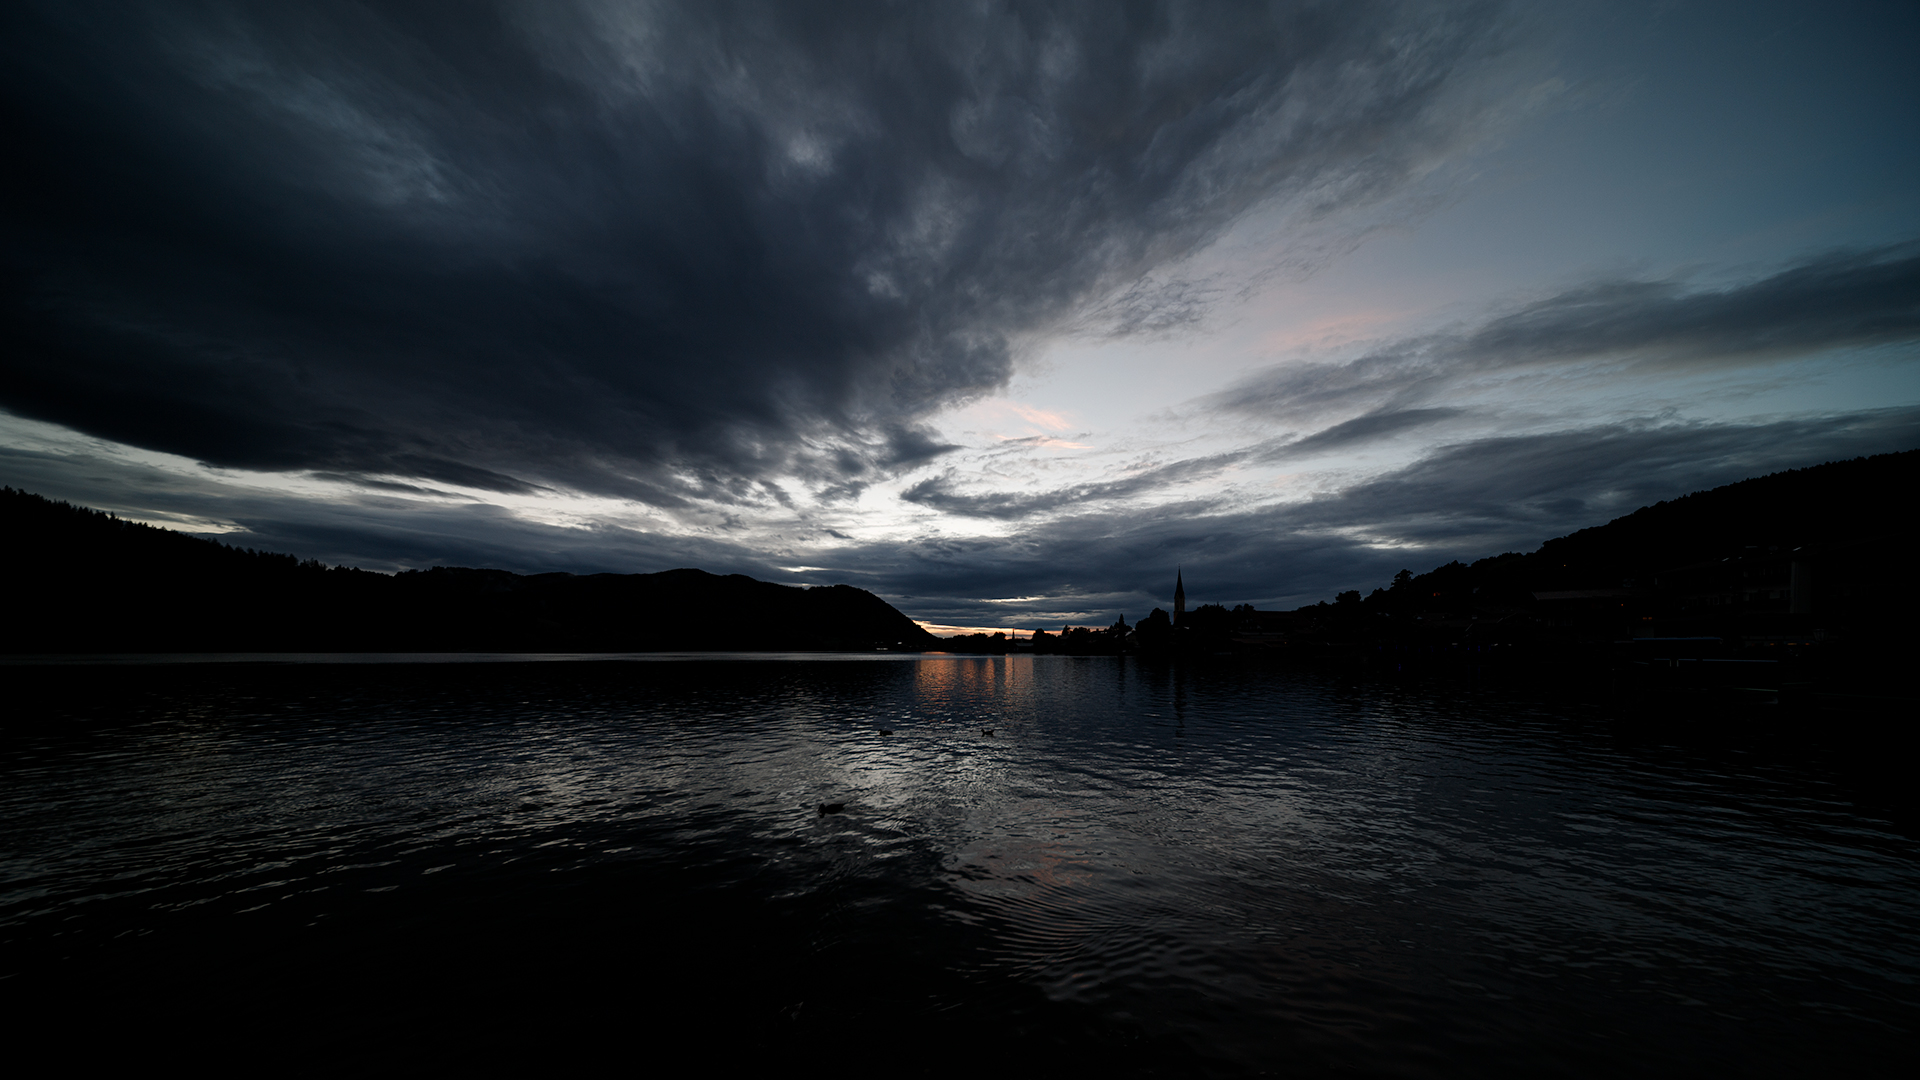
[1213,245,1920,420]
[1,0,1505,506]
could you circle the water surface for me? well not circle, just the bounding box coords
[4,655,1913,1074]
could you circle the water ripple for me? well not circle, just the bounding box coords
[3,656,1915,1074]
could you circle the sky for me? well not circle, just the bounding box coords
[4,0,1918,634]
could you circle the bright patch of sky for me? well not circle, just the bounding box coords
[854,0,1920,558]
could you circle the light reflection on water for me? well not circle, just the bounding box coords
[2,655,1915,1074]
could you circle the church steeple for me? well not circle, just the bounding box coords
[1173,568,1186,626]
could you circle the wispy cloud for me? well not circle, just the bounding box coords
[900,450,1245,519]
[10,403,1914,627]
[870,406,1920,623]
[1259,407,1467,460]
[1210,245,1920,423]
[992,434,1094,450]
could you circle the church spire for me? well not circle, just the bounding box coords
[1174,567,1186,626]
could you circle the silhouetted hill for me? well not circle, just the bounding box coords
[1,488,937,652]
[1330,449,1915,618]
[1513,447,1916,595]
[1269,450,1917,681]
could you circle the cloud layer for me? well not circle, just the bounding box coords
[878,245,1920,527]
[1211,245,1920,423]
[10,403,1914,628]
[5,2,1917,630]
[3,0,1509,509]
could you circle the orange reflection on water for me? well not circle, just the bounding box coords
[911,654,1035,713]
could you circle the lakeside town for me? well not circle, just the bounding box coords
[937,452,1914,726]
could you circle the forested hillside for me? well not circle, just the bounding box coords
[1264,450,1915,660]
[1,488,936,652]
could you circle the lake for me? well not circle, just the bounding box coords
[3,654,1914,1075]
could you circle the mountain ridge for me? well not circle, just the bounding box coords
[1315,448,1916,615]
[1,488,937,653]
